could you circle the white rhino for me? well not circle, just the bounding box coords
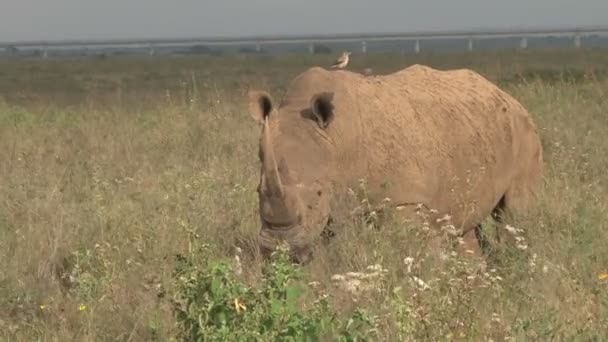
[247,64,543,262]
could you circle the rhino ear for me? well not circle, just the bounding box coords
[310,92,335,129]
[248,90,274,123]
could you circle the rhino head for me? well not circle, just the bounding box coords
[247,86,340,263]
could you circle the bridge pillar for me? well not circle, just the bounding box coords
[308,42,315,54]
[574,34,582,48]
[414,39,420,54]
[42,47,48,59]
[520,37,528,49]
[255,42,262,53]
[467,38,474,52]
[361,40,367,53]
[148,45,155,56]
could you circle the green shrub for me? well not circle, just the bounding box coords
[170,239,374,341]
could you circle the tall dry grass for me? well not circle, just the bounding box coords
[0,50,607,340]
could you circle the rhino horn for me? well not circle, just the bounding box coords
[261,118,284,197]
[260,118,301,225]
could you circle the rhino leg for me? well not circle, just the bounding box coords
[474,223,492,252]
[390,203,483,259]
[458,227,483,256]
[502,134,544,216]
[469,194,508,258]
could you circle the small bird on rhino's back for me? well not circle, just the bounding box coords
[331,51,351,69]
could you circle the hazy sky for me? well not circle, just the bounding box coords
[1,0,607,41]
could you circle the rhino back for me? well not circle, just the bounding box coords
[329,65,538,223]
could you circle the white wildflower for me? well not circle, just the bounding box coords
[366,264,385,273]
[308,281,320,288]
[346,271,363,279]
[233,255,242,276]
[331,274,345,282]
[404,257,414,273]
[504,224,518,234]
[343,279,362,294]
[436,214,452,223]
[412,276,431,290]
[442,224,459,236]
[529,253,537,269]
[491,313,501,323]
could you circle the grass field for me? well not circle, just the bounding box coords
[1,49,608,340]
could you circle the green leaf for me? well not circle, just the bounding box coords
[270,298,284,317]
[285,285,301,314]
[210,277,221,297]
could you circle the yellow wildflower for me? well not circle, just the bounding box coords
[79,304,87,312]
[599,273,608,281]
[234,298,246,314]
[40,305,47,310]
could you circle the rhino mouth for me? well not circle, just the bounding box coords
[261,210,303,230]
[261,217,295,231]
[258,214,333,264]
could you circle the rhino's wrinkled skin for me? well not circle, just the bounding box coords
[248,65,544,262]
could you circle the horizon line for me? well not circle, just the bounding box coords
[3,24,608,47]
